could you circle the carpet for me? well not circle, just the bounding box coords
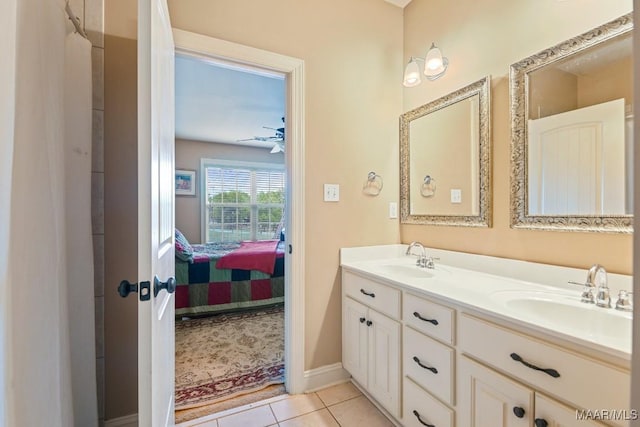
[175,305,284,410]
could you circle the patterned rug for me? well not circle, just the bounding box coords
[175,305,284,410]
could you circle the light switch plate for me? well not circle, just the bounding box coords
[324,184,340,202]
[451,189,462,204]
[389,202,398,219]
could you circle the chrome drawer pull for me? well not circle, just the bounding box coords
[360,289,375,298]
[510,353,560,378]
[412,356,438,374]
[413,311,439,325]
[412,410,435,427]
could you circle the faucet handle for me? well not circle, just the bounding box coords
[568,281,595,304]
[615,290,633,312]
[595,286,611,308]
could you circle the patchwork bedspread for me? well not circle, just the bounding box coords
[175,241,285,317]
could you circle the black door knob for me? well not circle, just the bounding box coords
[154,276,176,297]
[534,419,548,427]
[513,406,526,418]
[359,317,366,323]
[118,280,138,298]
[366,320,373,327]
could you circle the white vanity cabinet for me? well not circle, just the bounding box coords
[340,245,632,427]
[458,313,623,427]
[458,355,608,427]
[342,271,401,419]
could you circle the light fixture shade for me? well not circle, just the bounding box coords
[403,58,422,87]
[423,42,448,81]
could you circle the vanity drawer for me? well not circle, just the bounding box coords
[404,325,454,405]
[403,377,454,427]
[404,292,455,345]
[459,313,630,414]
[343,271,400,319]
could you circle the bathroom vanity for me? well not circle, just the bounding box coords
[340,245,632,427]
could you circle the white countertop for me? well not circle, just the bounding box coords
[340,244,633,363]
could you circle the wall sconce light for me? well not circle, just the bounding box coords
[403,42,449,87]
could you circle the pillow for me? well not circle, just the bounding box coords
[175,228,194,262]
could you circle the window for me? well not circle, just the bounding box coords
[202,159,285,243]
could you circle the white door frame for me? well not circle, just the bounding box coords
[172,29,306,394]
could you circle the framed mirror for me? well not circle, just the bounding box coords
[400,76,491,227]
[510,13,633,233]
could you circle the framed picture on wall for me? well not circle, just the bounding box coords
[175,169,196,196]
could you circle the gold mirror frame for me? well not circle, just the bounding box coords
[400,76,492,227]
[510,13,633,233]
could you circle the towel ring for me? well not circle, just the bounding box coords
[421,175,436,197]
[363,171,383,196]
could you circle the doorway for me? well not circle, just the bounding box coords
[172,29,306,420]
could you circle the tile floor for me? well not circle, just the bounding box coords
[177,382,396,427]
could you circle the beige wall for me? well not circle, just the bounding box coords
[175,138,284,243]
[578,55,633,109]
[402,0,633,275]
[168,0,404,371]
[104,0,402,417]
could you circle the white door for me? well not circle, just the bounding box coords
[534,394,607,427]
[342,297,368,387]
[458,356,533,427]
[367,309,400,418]
[527,98,626,215]
[138,0,176,425]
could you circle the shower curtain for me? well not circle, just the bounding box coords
[4,0,98,425]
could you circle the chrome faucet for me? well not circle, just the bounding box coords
[406,241,429,269]
[588,264,611,308]
[569,264,610,306]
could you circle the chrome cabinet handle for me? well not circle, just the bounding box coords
[510,353,560,378]
[413,311,438,325]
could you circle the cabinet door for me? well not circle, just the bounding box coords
[535,394,608,427]
[367,308,401,418]
[343,297,368,387]
[458,356,533,427]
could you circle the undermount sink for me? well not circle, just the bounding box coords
[491,290,632,344]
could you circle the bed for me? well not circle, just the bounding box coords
[174,234,285,318]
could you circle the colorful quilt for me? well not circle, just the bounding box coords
[175,241,285,317]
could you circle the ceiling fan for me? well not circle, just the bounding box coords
[237,117,285,153]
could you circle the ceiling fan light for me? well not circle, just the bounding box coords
[403,58,422,87]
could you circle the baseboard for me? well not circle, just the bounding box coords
[302,362,350,392]
[105,414,138,427]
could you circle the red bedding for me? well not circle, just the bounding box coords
[215,240,280,275]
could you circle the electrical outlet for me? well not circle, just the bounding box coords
[324,184,340,202]
[451,189,462,204]
[389,202,398,219]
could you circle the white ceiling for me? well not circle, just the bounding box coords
[175,55,285,149]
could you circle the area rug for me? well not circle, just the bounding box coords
[175,305,284,410]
